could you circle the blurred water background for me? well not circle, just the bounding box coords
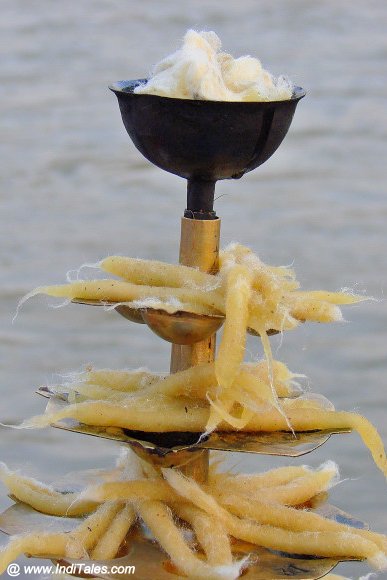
[1,1,386,578]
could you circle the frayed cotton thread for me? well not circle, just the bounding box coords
[56,368,91,383]
[298,392,336,412]
[66,261,101,283]
[369,553,387,571]
[314,460,341,490]
[259,328,295,435]
[205,557,250,580]
[13,257,109,324]
[185,278,222,292]
[115,448,144,481]
[12,287,71,324]
[0,420,42,430]
[340,286,376,303]
[12,288,39,323]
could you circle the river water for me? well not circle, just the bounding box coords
[1,1,386,578]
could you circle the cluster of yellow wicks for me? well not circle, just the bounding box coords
[1,243,385,578]
[16,244,387,477]
[0,451,386,579]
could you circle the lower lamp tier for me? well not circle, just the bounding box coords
[0,492,369,580]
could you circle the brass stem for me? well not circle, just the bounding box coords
[170,217,221,483]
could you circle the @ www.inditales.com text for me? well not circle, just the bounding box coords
[6,562,136,577]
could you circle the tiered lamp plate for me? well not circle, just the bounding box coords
[71,299,282,345]
[0,497,368,580]
[36,389,350,466]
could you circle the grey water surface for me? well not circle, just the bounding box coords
[1,1,386,578]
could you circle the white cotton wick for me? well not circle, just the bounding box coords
[134,30,293,102]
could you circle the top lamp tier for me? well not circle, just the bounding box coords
[110,80,305,215]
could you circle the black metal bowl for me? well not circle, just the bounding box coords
[110,79,305,215]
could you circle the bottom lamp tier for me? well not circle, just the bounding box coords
[0,501,367,580]
[1,455,382,580]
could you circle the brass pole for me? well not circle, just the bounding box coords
[170,217,221,483]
